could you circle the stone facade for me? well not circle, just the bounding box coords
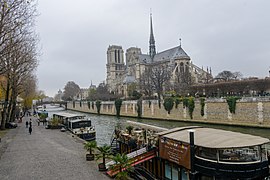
[106,15,212,97]
[67,100,270,128]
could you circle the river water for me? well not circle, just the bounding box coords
[45,105,270,146]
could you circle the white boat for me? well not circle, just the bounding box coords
[52,112,96,141]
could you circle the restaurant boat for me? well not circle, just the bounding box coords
[108,121,270,180]
[52,112,95,141]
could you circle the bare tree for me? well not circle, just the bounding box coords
[0,0,39,129]
[62,81,81,101]
[138,67,153,97]
[149,63,172,108]
[215,70,243,81]
[174,64,192,96]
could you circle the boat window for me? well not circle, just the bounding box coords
[196,147,217,161]
[71,121,91,129]
[219,146,260,162]
[165,161,172,179]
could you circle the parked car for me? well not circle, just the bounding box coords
[5,122,17,128]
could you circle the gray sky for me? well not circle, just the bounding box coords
[36,0,270,97]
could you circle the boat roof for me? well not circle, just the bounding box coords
[53,112,85,118]
[69,119,91,123]
[160,127,270,149]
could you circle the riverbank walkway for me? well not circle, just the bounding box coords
[0,116,110,180]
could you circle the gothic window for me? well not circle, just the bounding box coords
[118,50,120,63]
[115,50,117,63]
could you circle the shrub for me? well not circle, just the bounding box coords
[163,97,174,114]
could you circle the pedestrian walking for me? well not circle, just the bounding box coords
[26,121,28,128]
[29,119,32,127]
[37,119,40,126]
[29,126,32,135]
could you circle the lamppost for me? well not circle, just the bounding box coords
[188,129,196,180]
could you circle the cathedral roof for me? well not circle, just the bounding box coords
[138,45,190,64]
[154,45,190,62]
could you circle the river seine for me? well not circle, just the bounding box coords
[65,110,270,146]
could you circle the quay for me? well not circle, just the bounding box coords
[0,116,109,180]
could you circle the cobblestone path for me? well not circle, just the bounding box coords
[0,116,110,180]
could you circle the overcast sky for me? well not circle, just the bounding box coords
[36,0,270,97]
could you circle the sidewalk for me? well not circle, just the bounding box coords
[0,116,110,180]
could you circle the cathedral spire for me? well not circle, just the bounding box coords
[149,13,156,60]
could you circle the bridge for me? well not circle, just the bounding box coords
[34,101,67,110]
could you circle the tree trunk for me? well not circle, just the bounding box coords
[1,81,10,130]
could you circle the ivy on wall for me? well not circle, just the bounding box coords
[88,101,90,109]
[92,102,94,110]
[137,99,142,118]
[226,96,240,114]
[188,97,195,119]
[115,99,123,118]
[183,97,189,108]
[175,98,181,109]
[200,98,205,117]
[96,100,101,115]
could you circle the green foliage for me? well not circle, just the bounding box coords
[188,97,195,119]
[226,96,240,114]
[96,144,112,165]
[96,100,101,115]
[126,126,133,135]
[175,97,181,109]
[39,112,48,120]
[115,99,123,118]
[183,97,189,108]
[49,117,61,126]
[163,97,174,114]
[200,97,205,117]
[132,90,142,100]
[84,141,97,155]
[92,102,95,110]
[137,99,142,118]
[110,153,132,180]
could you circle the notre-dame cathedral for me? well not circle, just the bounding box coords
[106,14,212,97]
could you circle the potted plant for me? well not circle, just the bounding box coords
[110,153,132,180]
[84,141,97,161]
[126,125,133,135]
[96,144,112,171]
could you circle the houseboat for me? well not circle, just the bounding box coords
[52,112,96,141]
[108,121,270,180]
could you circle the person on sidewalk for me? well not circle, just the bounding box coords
[25,121,28,128]
[29,126,32,135]
[37,119,40,126]
[29,119,32,127]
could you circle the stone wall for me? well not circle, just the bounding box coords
[67,100,270,128]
